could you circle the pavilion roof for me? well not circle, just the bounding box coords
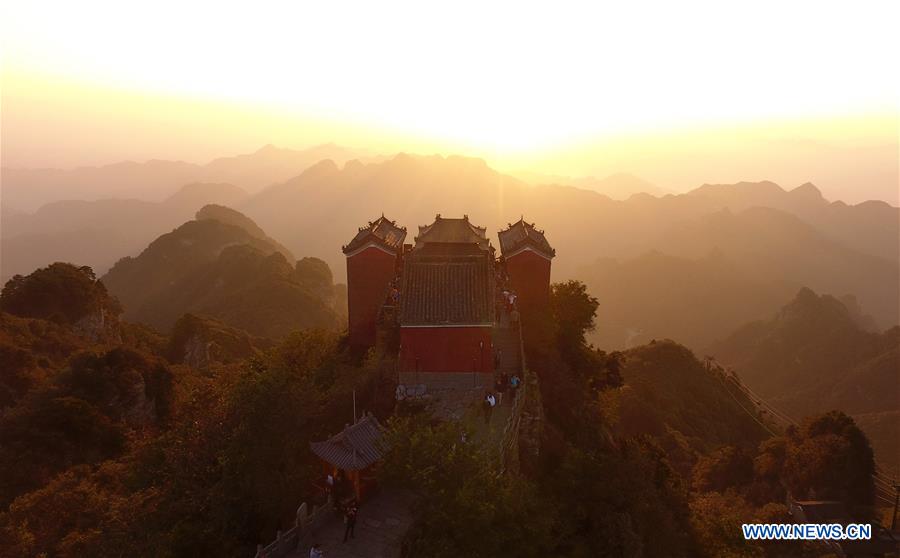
[413,214,490,251]
[343,215,407,255]
[497,218,555,258]
[310,414,384,471]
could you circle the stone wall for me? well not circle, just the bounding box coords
[254,496,333,558]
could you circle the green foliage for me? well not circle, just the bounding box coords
[102,218,340,338]
[59,348,174,426]
[692,446,754,493]
[1,263,121,324]
[599,341,768,476]
[0,463,164,558]
[781,411,876,507]
[689,492,763,558]
[550,280,598,355]
[0,341,40,408]
[0,396,126,505]
[532,281,624,440]
[547,441,695,557]
[381,417,554,558]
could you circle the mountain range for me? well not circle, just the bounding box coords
[1,143,369,212]
[3,148,898,349]
[709,288,899,468]
[100,207,343,337]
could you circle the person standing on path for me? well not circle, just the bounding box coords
[483,392,496,424]
[509,374,521,402]
[309,542,324,558]
[343,501,358,542]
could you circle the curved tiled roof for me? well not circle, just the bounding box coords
[399,253,494,326]
[414,214,490,251]
[497,218,555,258]
[310,414,384,471]
[343,216,407,255]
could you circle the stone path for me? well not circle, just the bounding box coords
[290,490,416,558]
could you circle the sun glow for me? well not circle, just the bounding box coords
[4,0,898,150]
[2,0,898,202]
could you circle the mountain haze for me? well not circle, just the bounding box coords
[1,183,248,282]
[3,149,897,349]
[1,144,368,212]
[100,208,343,337]
[709,288,899,467]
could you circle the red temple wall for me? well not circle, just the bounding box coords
[346,246,397,347]
[505,249,552,316]
[399,326,494,373]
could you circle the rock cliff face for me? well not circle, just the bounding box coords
[181,333,212,370]
[166,313,269,368]
[116,367,160,428]
[73,306,122,344]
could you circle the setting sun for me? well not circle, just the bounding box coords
[3,1,898,157]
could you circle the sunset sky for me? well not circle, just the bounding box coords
[2,0,898,203]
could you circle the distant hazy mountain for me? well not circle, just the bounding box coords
[195,203,293,258]
[4,151,897,341]
[1,183,248,282]
[101,209,340,337]
[512,171,670,200]
[647,206,899,330]
[684,181,899,261]
[708,288,899,467]
[1,144,367,211]
[572,173,671,200]
[579,250,799,351]
[237,154,899,331]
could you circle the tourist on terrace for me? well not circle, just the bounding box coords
[494,376,506,405]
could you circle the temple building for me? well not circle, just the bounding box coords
[342,216,407,348]
[310,413,384,502]
[343,214,554,390]
[497,218,556,318]
[398,215,495,387]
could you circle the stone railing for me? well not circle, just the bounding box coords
[498,324,529,473]
[254,496,333,558]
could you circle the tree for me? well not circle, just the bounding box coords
[380,417,554,558]
[692,446,754,493]
[0,263,121,324]
[550,280,599,354]
[782,411,875,507]
[60,348,174,427]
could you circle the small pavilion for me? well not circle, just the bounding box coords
[310,413,385,503]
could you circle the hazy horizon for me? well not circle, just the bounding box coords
[2,129,898,208]
[3,1,898,205]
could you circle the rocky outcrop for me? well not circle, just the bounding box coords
[73,306,122,344]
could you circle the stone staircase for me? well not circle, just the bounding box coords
[492,321,521,375]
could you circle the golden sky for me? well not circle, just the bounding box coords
[2,1,898,202]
